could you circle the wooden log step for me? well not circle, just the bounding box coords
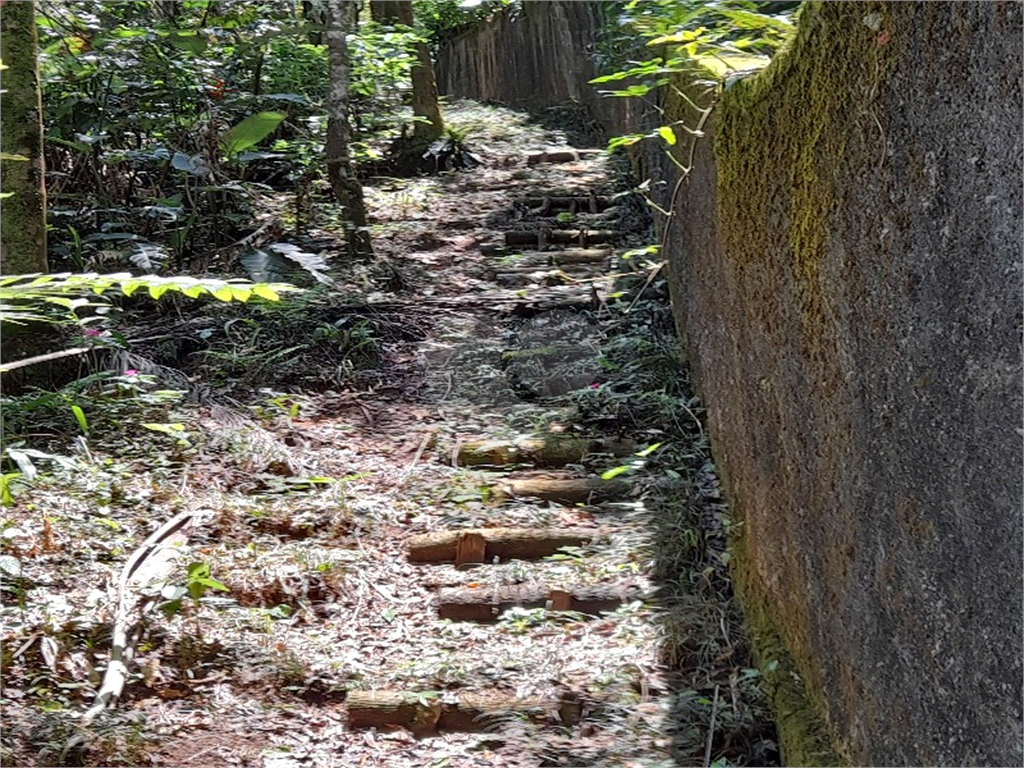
[487,252,552,269]
[487,264,602,283]
[346,689,585,733]
[478,240,507,256]
[487,263,600,277]
[457,436,634,468]
[437,582,645,622]
[499,475,630,504]
[491,269,603,289]
[346,690,442,734]
[408,527,594,564]
[515,195,611,213]
[486,249,612,268]
[526,149,604,166]
[548,248,614,266]
[504,230,617,248]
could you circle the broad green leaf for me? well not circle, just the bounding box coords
[195,577,229,592]
[148,284,172,300]
[212,286,236,301]
[657,126,677,146]
[647,27,706,45]
[0,473,20,506]
[168,30,208,54]
[221,112,286,156]
[636,442,664,457]
[252,285,280,301]
[717,9,795,31]
[187,562,210,580]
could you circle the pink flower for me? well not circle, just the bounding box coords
[124,369,138,376]
[83,328,102,337]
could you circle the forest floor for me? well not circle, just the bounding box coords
[1,101,778,767]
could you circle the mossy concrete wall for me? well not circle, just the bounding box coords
[662,2,1023,764]
[437,1,1023,764]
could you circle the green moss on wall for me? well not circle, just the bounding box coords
[731,524,843,766]
[707,2,897,764]
[716,1,894,343]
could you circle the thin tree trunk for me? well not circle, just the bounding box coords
[0,0,48,274]
[325,0,373,260]
[409,37,443,142]
[372,1,444,143]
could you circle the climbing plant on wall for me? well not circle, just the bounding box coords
[593,0,798,151]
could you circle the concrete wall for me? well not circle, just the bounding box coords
[435,1,639,138]
[665,3,1022,765]
[436,2,1024,764]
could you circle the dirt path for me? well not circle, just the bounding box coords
[0,102,777,768]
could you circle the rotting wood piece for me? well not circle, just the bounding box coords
[500,476,630,504]
[436,582,645,622]
[347,690,562,734]
[457,436,634,468]
[504,230,617,247]
[407,527,594,564]
[526,149,604,166]
[516,195,611,211]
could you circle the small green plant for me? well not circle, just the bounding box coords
[159,561,230,618]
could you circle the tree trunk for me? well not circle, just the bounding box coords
[372,1,444,143]
[325,0,373,260]
[302,1,326,44]
[0,0,48,274]
[369,1,403,23]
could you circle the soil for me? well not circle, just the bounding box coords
[0,101,778,768]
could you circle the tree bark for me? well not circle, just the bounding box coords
[369,1,403,23]
[0,0,48,274]
[325,0,373,260]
